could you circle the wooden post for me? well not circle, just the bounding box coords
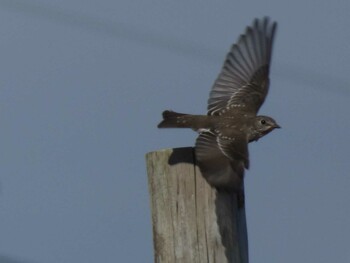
[146,147,249,263]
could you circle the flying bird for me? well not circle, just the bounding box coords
[158,17,280,192]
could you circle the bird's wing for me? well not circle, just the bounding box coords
[216,135,249,169]
[195,131,249,190]
[208,17,277,116]
[195,131,249,169]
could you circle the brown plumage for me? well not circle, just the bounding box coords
[158,17,280,192]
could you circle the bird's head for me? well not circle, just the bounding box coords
[250,115,280,142]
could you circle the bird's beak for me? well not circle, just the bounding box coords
[274,124,281,129]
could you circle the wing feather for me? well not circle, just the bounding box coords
[208,17,277,116]
[195,131,249,190]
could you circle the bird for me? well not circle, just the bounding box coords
[158,17,280,192]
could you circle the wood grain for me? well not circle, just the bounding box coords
[146,147,248,263]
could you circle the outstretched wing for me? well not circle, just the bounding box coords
[208,17,277,116]
[195,131,249,191]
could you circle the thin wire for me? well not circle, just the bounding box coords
[0,0,217,62]
[0,0,349,95]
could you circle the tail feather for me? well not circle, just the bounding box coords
[158,110,191,128]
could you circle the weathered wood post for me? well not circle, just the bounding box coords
[146,147,249,263]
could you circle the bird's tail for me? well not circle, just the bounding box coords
[158,110,212,130]
[157,110,192,128]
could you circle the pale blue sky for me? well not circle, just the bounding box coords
[0,1,349,262]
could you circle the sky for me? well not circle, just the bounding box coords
[0,0,349,262]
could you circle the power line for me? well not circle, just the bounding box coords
[0,0,217,61]
[0,0,349,95]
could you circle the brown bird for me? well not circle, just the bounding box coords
[158,17,280,192]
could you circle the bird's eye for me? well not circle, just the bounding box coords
[260,119,266,125]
